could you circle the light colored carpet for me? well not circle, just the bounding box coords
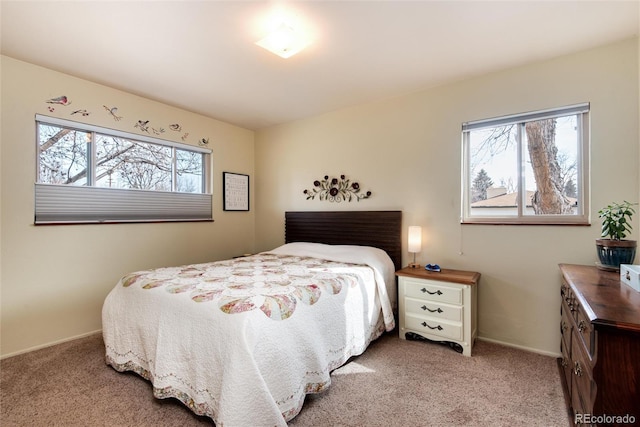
[0,332,569,426]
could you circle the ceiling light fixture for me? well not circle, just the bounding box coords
[256,23,310,59]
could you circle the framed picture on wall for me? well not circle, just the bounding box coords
[223,172,249,211]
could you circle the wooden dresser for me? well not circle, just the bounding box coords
[558,264,640,426]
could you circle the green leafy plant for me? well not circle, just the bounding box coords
[598,201,637,240]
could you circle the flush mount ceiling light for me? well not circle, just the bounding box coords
[256,23,311,58]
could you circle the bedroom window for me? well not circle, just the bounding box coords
[461,103,590,225]
[35,115,212,224]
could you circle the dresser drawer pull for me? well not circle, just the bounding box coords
[420,321,443,331]
[421,288,443,295]
[421,305,443,313]
[574,361,583,377]
[578,320,587,333]
[561,357,569,368]
[561,321,568,333]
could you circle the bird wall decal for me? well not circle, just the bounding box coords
[46,95,72,105]
[103,105,123,121]
[135,120,150,133]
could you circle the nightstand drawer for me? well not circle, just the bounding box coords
[403,278,463,305]
[405,314,463,341]
[404,297,462,322]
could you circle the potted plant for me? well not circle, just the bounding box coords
[596,200,637,271]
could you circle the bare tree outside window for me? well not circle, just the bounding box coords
[176,150,203,193]
[38,125,90,185]
[38,123,204,194]
[95,135,172,191]
[524,118,575,214]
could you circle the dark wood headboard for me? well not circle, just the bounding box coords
[285,211,402,271]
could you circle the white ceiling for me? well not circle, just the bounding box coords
[1,1,638,130]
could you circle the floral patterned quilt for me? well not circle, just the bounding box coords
[102,242,395,426]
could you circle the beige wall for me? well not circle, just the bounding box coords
[255,38,639,356]
[1,37,637,358]
[0,56,255,357]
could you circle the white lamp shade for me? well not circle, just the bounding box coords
[408,226,422,253]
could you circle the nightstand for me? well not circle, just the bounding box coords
[396,267,480,356]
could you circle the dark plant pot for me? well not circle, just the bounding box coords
[595,239,637,271]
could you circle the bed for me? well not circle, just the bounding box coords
[102,210,402,426]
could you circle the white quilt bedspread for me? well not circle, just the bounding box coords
[102,243,395,426]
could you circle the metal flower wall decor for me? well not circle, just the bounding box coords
[304,174,372,202]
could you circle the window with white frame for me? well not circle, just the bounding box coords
[35,115,212,224]
[461,104,590,224]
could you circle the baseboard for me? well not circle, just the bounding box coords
[1,329,102,360]
[477,335,562,358]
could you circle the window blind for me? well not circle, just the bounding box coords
[462,103,590,132]
[35,184,212,224]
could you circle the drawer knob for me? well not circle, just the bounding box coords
[561,321,568,333]
[574,361,583,377]
[421,305,443,313]
[421,288,443,296]
[578,320,587,333]
[420,321,443,331]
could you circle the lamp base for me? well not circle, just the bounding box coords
[408,262,421,269]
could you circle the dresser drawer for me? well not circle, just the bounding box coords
[561,282,576,318]
[403,278,463,305]
[404,313,463,341]
[560,302,572,356]
[571,332,594,415]
[574,303,595,359]
[560,337,572,397]
[404,297,462,322]
[561,282,572,304]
